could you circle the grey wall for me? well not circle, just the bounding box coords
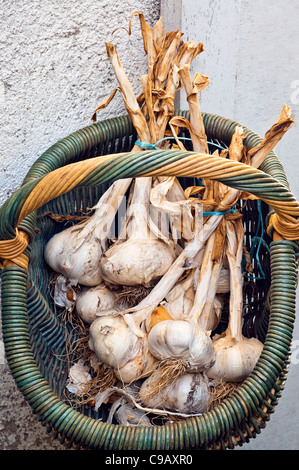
[161,0,299,451]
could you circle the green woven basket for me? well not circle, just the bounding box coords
[0,112,298,450]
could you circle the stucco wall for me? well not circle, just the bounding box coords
[0,0,161,450]
[0,0,160,206]
[161,0,299,451]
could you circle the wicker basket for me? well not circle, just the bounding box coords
[0,112,298,450]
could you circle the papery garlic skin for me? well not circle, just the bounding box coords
[75,283,116,324]
[207,335,263,383]
[115,403,152,426]
[139,372,211,414]
[147,320,215,371]
[54,275,77,311]
[66,361,92,394]
[216,267,230,294]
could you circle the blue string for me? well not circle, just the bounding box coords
[203,207,238,217]
[135,137,226,151]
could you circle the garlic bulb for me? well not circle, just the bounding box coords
[207,219,263,383]
[207,333,263,383]
[75,283,117,324]
[147,319,215,372]
[100,177,177,287]
[139,371,211,414]
[44,178,131,286]
[88,314,156,383]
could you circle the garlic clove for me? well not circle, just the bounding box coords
[88,315,140,371]
[53,274,77,311]
[114,343,157,384]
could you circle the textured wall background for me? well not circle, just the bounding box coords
[0,0,160,451]
[161,0,299,451]
[0,0,160,206]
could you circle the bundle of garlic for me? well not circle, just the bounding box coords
[45,178,132,287]
[43,12,295,423]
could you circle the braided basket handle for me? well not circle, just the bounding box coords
[0,149,298,269]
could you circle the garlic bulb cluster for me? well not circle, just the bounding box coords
[52,13,296,425]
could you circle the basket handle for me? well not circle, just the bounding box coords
[0,149,298,269]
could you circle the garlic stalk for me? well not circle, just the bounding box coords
[161,269,195,320]
[44,178,131,286]
[100,177,177,287]
[150,176,200,241]
[207,219,263,383]
[75,283,117,324]
[139,371,211,414]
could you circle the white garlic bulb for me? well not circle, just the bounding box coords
[147,319,215,372]
[207,334,263,382]
[44,178,131,286]
[139,371,211,414]
[88,314,156,383]
[100,177,177,287]
[75,283,117,324]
